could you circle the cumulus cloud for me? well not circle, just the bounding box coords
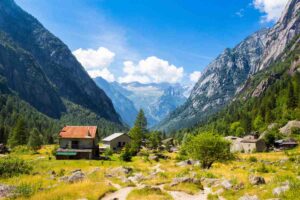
[189,71,202,82]
[253,0,289,22]
[118,56,184,84]
[87,68,115,82]
[73,47,116,82]
[73,47,115,69]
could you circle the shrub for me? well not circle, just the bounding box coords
[0,157,32,178]
[249,156,258,163]
[291,127,300,135]
[104,148,113,157]
[257,163,269,173]
[13,183,34,198]
[120,144,132,162]
[182,132,233,169]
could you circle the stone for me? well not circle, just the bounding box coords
[201,178,220,187]
[170,177,201,187]
[0,184,15,198]
[88,167,100,175]
[239,194,259,200]
[279,120,300,135]
[176,159,197,167]
[67,171,86,183]
[149,155,159,161]
[221,180,232,190]
[273,182,290,196]
[233,182,245,190]
[249,176,265,185]
[106,167,133,178]
[128,173,145,183]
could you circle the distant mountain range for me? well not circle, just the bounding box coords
[94,78,190,127]
[156,0,300,132]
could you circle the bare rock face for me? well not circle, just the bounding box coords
[279,120,300,135]
[157,0,300,132]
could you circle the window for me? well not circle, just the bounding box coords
[118,142,121,147]
[71,141,79,149]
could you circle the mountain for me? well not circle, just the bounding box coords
[0,0,121,123]
[94,77,138,127]
[104,81,188,127]
[157,0,300,133]
[0,0,125,142]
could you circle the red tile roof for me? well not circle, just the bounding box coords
[59,126,97,139]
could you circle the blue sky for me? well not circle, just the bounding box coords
[15,0,288,84]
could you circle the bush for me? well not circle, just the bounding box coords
[104,148,113,157]
[120,144,132,162]
[13,183,34,198]
[182,132,233,169]
[291,127,300,135]
[0,157,32,178]
[249,156,258,163]
[257,163,269,173]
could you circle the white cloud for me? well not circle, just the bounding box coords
[235,9,245,17]
[73,47,115,69]
[87,68,115,82]
[72,47,116,82]
[189,71,202,82]
[118,56,184,84]
[253,0,289,22]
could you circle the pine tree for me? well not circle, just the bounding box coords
[128,125,143,154]
[8,117,27,147]
[28,128,43,151]
[287,81,297,109]
[134,109,148,135]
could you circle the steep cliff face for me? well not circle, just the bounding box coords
[0,32,65,118]
[258,0,300,71]
[157,0,300,132]
[0,0,121,123]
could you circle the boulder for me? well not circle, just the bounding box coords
[249,176,265,185]
[221,180,232,190]
[279,120,300,135]
[67,171,86,183]
[176,159,197,167]
[149,155,159,161]
[128,173,145,183]
[0,184,15,198]
[170,177,201,187]
[273,182,290,196]
[239,194,259,200]
[106,167,133,178]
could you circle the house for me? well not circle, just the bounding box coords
[225,135,266,153]
[275,138,298,150]
[240,135,266,153]
[56,126,99,160]
[101,133,131,152]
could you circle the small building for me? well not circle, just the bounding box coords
[240,135,266,153]
[275,138,298,150]
[56,126,99,160]
[225,135,266,153]
[101,133,131,152]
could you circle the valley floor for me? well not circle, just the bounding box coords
[0,146,300,200]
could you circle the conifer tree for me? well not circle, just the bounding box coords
[28,128,43,151]
[8,117,27,147]
[134,109,148,136]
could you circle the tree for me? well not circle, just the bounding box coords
[27,128,43,151]
[253,115,264,131]
[134,109,147,136]
[8,117,27,147]
[183,132,233,169]
[287,81,297,109]
[128,125,143,154]
[147,131,162,149]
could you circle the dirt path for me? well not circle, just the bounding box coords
[101,187,135,200]
[167,187,211,200]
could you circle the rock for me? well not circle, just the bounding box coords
[149,155,159,161]
[249,176,265,185]
[88,167,100,175]
[279,120,300,135]
[201,178,220,187]
[106,167,133,178]
[215,188,224,195]
[239,194,259,200]
[0,184,15,198]
[221,180,232,190]
[128,173,145,183]
[234,182,245,190]
[170,177,201,187]
[67,171,86,183]
[273,181,290,196]
[59,176,69,182]
[71,169,82,173]
[176,159,197,167]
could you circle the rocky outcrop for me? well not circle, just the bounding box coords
[157,0,300,132]
[249,176,266,185]
[279,120,300,135]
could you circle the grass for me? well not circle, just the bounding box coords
[127,187,173,200]
[0,145,299,199]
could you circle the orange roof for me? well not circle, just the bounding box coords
[59,126,97,139]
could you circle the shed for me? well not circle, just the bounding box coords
[102,133,131,152]
[275,138,298,150]
[56,126,99,159]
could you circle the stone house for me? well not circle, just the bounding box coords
[225,135,266,153]
[101,133,131,152]
[56,126,99,159]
